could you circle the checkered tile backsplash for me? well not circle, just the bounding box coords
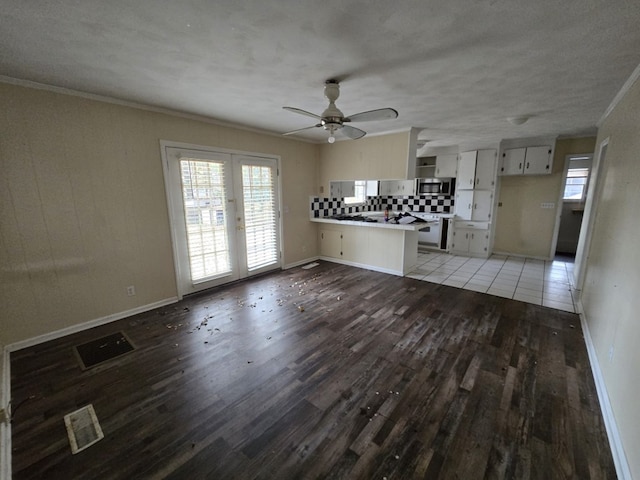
[310,195,454,218]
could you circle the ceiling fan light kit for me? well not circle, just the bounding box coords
[282,80,398,143]
[507,115,530,125]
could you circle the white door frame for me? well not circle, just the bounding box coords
[549,152,594,259]
[160,140,283,299]
[573,137,609,293]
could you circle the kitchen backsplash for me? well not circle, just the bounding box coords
[310,195,454,218]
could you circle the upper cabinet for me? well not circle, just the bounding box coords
[457,150,497,190]
[435,154,458,178]
[499,146,553,176]
[415,154,458,179]
[379,179,415,196]
[329,180,355,198]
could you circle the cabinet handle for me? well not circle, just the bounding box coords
[526,162,530,169]
[474,203,477,209]
[468,203,472,210]
[471,233,474,239]
[465,233,469,239]
[519,162,522,170]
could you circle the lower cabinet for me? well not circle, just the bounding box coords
[450,223,490,257]
[318,224,417,275]
[319,230,343,258]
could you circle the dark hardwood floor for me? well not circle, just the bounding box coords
[10,261,616,479]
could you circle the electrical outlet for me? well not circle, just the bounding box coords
[541,202,555,209]
[126,285,136,296]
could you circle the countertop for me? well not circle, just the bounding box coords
[310,211,454,231]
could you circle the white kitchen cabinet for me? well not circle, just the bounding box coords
[471,190,493,221]
[329,180,355,198]
[455,190,474,220]
[319,229,342,258]
[456,150,496,190]
[500,148,526,176]
[450,222,490,257]
[469,230,490,255]
[524,146,553,175]
[474,150,496,189]
[435,154,458,178]
[457,151,477,190]
[380,179,415,196]
[499,146,553,176]
[455,190,493,221]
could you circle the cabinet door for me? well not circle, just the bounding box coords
[474,150,496,189]
[469,230,489,255]
[471,190,493,221]
[500,148,526,176]
[451,228,471,253]
[329,181,342,198]
[457,151,477,189]
[340,181,355,197]
[400,179,415,195]
[524,146,552,175]
[319,230,342,258]
[455,190,474,220]
[435,154,458,178]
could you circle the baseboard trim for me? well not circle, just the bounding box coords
[577,299,632,479]
[283,256,320,270]
[317,257,403,276]
[7,297,179,353]
[1,346,11,480]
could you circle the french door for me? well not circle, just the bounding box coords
[163,145,281,297]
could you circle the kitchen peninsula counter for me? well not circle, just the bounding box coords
[311,215,419,276]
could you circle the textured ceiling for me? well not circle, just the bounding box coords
[2,0,640,150]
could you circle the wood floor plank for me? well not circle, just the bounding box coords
[9,261,616,479]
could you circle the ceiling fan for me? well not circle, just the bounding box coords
[282,80,398,143]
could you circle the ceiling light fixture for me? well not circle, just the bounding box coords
[328,135,335,144]
[507,115,530,125]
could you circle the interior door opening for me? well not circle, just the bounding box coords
[555,154,593,257]
[162,143,281,298]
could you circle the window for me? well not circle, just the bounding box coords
[563,167,590,201]
[344,180,367,205]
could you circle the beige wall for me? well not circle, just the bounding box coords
[581,75,640,478]
[494,137,596,258]
[0,83,319,345]
[318,131,410,192]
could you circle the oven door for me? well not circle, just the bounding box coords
[418,221,441,245]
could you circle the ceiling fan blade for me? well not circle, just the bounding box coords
[341,125,366,140]
[282,124,322,136]
[282,107,322,120]
[344,108,398,123]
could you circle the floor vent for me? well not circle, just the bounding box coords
[64,404,104,454]
[301,262,320,270]
[73,332,135,369]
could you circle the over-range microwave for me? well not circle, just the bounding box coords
[416,177,455,195]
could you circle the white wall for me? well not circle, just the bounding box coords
[494,137,596,258]
[580,73,640,479]
[0,82,319,346]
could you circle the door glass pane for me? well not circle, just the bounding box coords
[180,158,231,282]
[242,164,278,270]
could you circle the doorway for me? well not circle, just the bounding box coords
[162,143,281,297]
[555,154,593,256]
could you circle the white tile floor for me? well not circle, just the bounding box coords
[407,252,577,313]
